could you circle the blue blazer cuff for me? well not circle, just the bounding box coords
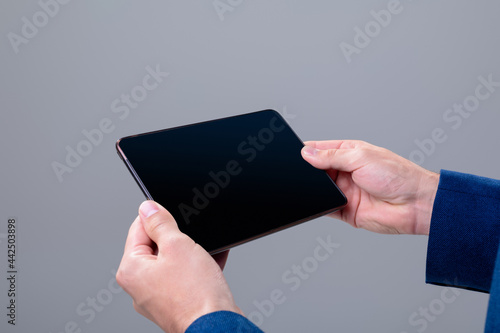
[185,311,263,333]
[426,169,500,292]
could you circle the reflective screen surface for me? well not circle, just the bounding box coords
[117,110,347,253]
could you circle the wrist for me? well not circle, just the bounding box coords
[414,170,440,235]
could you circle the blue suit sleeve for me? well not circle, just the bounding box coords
[185,311,264,333]
[426,169,500,292]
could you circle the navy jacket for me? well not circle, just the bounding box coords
[427,170,500,332]
[186,170,500,333]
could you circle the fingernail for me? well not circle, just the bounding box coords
[302,146,319,156]
[139,200,159,219]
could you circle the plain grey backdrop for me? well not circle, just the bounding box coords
[1,1,499,332]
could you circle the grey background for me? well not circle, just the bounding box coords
[1,1,499,332]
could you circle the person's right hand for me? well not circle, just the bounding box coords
[116,200,242,333]
[301,140,439,235]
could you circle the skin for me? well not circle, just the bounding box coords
[116,201,241,333]
[116,140,440,332]
[301,140,439,235]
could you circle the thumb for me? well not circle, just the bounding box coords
[139,200,181,246]
[301,145,359,173]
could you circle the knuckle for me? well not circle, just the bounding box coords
[116,267,131,289]
[165,232,185,244]
[355,147,374,161]
[133,301,145,315]
[163,233,195,254]
[324,148,337,159]
[147,216,169,236]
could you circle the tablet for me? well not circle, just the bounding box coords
[116,110,347,253]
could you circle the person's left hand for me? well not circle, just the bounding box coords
[116,200,242,333]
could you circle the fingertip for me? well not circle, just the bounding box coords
[138,200,180,245]
[302,145,319,157]
[139,200,160,220]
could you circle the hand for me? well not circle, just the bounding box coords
[116,200,242,333]
[301,140,439,235]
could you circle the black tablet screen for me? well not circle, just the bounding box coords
[117,110,346,253]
